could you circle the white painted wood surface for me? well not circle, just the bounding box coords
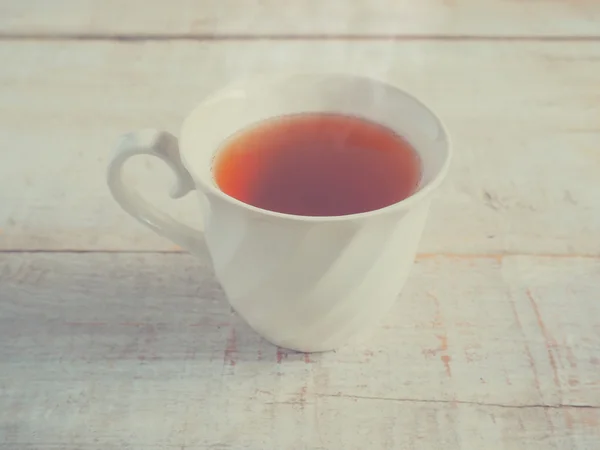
[0,41,599,254]
[2,253,600,449]
[1,1,600,448]
[1,0,600,37]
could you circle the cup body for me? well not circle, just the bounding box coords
[179,74,451,351]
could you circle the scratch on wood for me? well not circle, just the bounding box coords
[142,324,159,361]
[276,348,286,364]
[483,190,503,211]
[423,292,452,377]
[417,253,504,263]
[255,389,272,397]
[185,341,197,361]
[436,334,448,352]
[65,321,231,328]
[428,292,443,328]
[3,32,600,42]
[464,343,483,363]
[441,355,452,377]
[266,385,311,409]
[117,335,138,360]
[564,409,574,429]
[563,190,578,205]
[224,327,237,366]
[65,321,107,326]
[565,345,578,369]
[582,410,599,427]
[274,348,311,365]
[315,393,600,409]
[298,385,308,410]
[527,289,561,389]
[508,293,543,397]
[416,253,600,261]
[565,409,600,429]
[10,261,48,285]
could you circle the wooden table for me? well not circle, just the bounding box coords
[1,1,599,448]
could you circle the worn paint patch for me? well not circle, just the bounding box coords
[224,327,237,366]
[508,293,543,398]
[527,289,560,389]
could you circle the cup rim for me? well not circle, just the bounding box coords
[180,73,452,223]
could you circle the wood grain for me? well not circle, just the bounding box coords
[1,1,598,448]
[1,253,599,448]
[0,41,599,254]
[1,0,600,38]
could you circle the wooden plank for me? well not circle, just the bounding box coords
[0,397,598,450]
[1,0,599,38]
[0,41,599,254]
[1,253,599,448]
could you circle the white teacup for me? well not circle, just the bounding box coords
[107,74,451,352]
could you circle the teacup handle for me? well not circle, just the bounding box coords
[107,129,208,257]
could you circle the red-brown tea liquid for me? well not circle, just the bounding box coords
[213,113,421,217]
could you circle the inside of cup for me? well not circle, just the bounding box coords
[180,74,449,197]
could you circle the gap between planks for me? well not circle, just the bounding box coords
[0,250,598,259]
[0,33,600,42]
[276,393,600,410]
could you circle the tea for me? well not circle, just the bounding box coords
[213,113,421,217]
